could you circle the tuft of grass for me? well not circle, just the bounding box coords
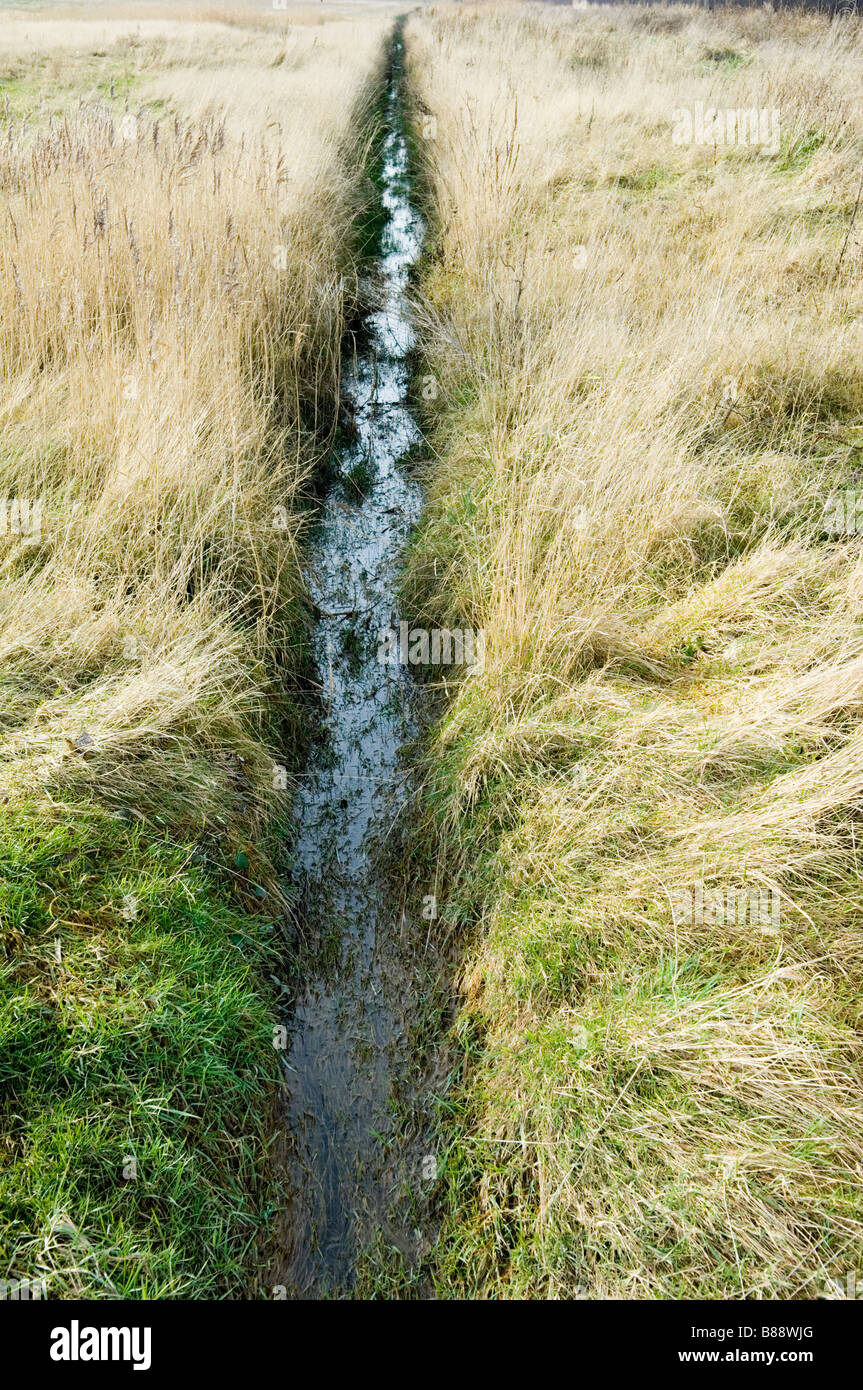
[701,47,748,71]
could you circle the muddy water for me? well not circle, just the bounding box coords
[272,41,427,1298]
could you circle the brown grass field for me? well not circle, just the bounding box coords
[2,0,863,1303]
[0,0,393,1297]
[403,0,863,1299]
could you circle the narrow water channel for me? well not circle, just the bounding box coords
[272,35,427,1298]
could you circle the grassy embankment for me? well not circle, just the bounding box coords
[0,9,391,1298]
[403,2,863,1298]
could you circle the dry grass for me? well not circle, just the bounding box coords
[0,8,390,835]
[405,2,863,1298]
[0,5,392,1296]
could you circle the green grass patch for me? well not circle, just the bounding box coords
[776,129,826,174]
[0,53,153,124]
[700,47,749,71]
[0,802,280,1299]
